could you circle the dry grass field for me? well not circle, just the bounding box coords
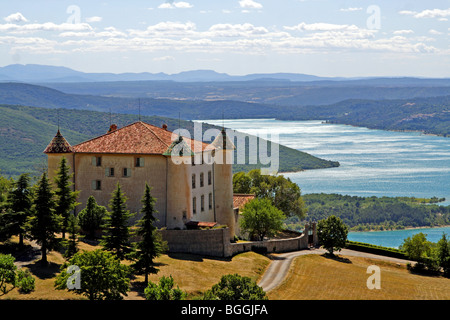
[268,254,450,300]
[1,237,449,300]
[0,238,271,300]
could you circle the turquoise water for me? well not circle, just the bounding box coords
[200,119,450,247]
[347,226,450,249]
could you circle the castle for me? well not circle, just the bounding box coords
[44,121,242,241]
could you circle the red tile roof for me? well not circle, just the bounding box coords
[71,121,210,155]
[233,194,256,210]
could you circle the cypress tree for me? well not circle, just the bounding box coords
[130,184,166,284]
[7,173,32,247]
[28,172,60,265]
[101,183,132,259]
[54,157,79,239]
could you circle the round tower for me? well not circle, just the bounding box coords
[210,128,235,241]
[43,129,75,185]
[164,136,194,229]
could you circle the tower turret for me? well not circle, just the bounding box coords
[44,129,74,183]
[210,128,235,241]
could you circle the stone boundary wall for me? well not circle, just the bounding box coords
[161,228,229,257]
[161,223,318,258]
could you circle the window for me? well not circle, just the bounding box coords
[92,156,102,167]
[209,193,212,210]
[123,168,131,177]
[200,172,204,187]
[208,171,212,185]
[135,157,145,167]
[105,167,115,177]
[201,195,205,212]
[193,197,197,214]
[92,180,101,190]
[192,174,196,189]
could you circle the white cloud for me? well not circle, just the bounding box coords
[284,22,359,32]
[239,0,263,9]
[0,22,93,33]
[153,55,175,61]
[429,29,443,35]
[4,12,28,23]
[399,8,450,19]
[158,1,193,9]
[209,23,268,37]
[393,30,414,35]
[340,7,363,12]
[86,16,103,23]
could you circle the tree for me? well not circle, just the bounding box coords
[436,233,450,277]
[233,170,307,219]
[63,214,79,259]
[0,254,17,295]
[240,198,286,241]
[0,254,34,295]
[202,274,267,300]
[100,183,133,259]
[54,157,79,239]
[317,215,348,256]
[233,172,252,194]
[55,249,131,300]
[78,196,107,239]
[129,184,166,284]
[144,275,186,300]
[28,172,61,265]
[6,173,32,247]
[400,232,432,264]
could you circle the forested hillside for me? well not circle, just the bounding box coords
[1,82,449,137]
[285,193,450,231]
[0,104,339,178]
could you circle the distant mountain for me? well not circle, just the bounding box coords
[0,63,346,83]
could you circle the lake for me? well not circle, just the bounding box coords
[199,118,450,247]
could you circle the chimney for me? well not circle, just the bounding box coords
[108,124,118,133]
[162,124,168,130]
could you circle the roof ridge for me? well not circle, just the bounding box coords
[139,121,171,149]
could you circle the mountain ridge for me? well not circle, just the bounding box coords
[0,63,386,83]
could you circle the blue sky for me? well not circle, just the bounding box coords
[1,0,450,77]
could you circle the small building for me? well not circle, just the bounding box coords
[44,121,237,240]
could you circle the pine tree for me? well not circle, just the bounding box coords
[78,196,107,240]
[64,214,79,259]
[101,183,133,259]
[28,172,60,265]
[6,173,32,247]
[130,184,166,284]
[54,157,79,239]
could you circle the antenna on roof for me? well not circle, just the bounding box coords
[138,98,141,121]
[109,108,112,126]
[57,108,60,131]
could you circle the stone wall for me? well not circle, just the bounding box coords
[161,223,318,258]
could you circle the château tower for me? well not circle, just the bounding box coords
[210,128,236,241]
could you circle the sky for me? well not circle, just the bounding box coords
[1,0,450,77]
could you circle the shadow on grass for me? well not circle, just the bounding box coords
[26,260,62,279]
[130,281,147,299]
[167,252,231,262]
[321,252,352,264]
